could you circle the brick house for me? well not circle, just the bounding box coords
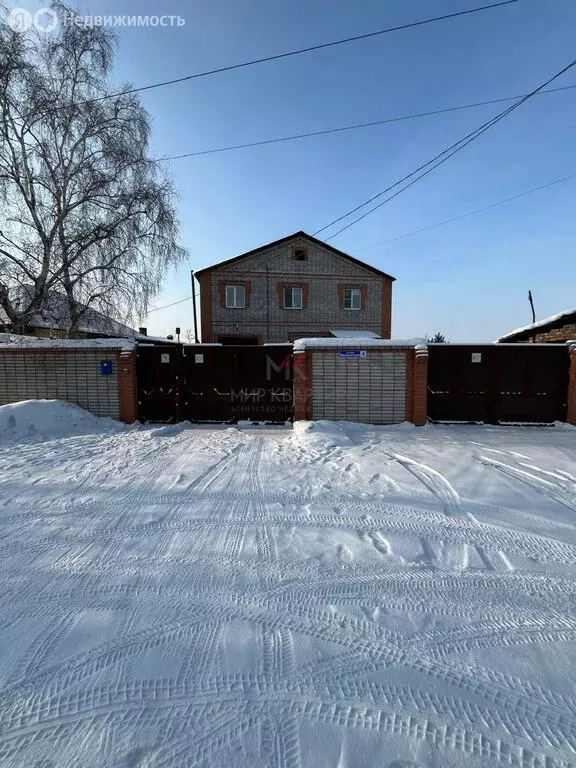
[194,232,395,344]
[497,308,576,343]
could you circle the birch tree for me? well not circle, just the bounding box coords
[0,3,185,333]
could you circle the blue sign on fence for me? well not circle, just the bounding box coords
[339,350,366,358]
[100,360,113,376]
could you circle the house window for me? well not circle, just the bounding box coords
[225,285,245,308]
[284,287,303,309]
[292,247,308,261]
[344,288,362,310]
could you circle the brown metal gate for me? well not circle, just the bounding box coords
[136,342,181,423]
[427,344,570,424]
[136,343,293,423]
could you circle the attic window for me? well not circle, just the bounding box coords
[293,247,308,261]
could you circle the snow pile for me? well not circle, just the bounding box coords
[294,419,415,449]
[293,420,353,447]
[0,400,123,441]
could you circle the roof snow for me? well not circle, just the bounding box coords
[497,308,576,341]
[0,333,136,351]
[293,337,427,350]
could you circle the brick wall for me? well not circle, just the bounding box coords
[200,236,393,343]
[0,346,138,423]
[533,324,576,343]
[294,344,427,426]
[506,323,576,343]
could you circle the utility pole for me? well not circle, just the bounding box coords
[191,270,199,344]
[528,290,536,343]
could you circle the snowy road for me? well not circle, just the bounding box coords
[1,410,576,767]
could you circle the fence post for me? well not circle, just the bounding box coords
[568,343,576,426]
[413,347,429,426]
[293,350,310,421]
[118,350,138,424]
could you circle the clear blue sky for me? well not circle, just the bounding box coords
[16,0,576,339]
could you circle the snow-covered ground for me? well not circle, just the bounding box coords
[1,404,575,767]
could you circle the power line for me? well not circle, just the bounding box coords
[145,173,576,313]
[74,1,517,107]
[161,83,576,161]
[356,171,576,249]
[314,56,576,240]
[146,296,193,313]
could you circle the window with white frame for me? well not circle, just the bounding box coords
[344,288,362,310]
[284,286,303,309]
[225,285,245,308]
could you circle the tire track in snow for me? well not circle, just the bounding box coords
[479,454,576,513]
[407,612,576,659]
[45,512,572,565]
[391,452,512,571]
[0,611,573,764]
[176,623,222,685]
[3,427,576,766]
[2,504,573,579]
[3,591,575,755]
[1,677,573,768]
[463,664,576,718]
[2,564,574,641]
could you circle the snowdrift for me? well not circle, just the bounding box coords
[0,400,123,441]
[293,419,416,449]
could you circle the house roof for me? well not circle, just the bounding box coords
[497,308,576,342]
[193,231,396,281]
[0,287,138,338]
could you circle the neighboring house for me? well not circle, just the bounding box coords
[0,287,139,339]
[194,231,395,344]
[497,309,576,343]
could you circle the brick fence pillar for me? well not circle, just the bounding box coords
[293,350,311,421]
[568,344,576,426]
[118,350,138,423]
[413,348,428,426]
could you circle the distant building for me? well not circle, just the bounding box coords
[194,231,395,344]
[0,287,138,339]
[497,309,576,343]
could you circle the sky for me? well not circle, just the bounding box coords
[7,0,576,340]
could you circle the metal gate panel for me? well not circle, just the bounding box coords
[493,345,569,423]
[137,343,293,423]
[136,343,180,423]
[427,345,489,422]
[427,344,569,424]
[181,344,293,423]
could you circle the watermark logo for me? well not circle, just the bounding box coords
[6,7,58,32]
[5,7,185,31]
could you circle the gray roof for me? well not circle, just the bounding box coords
[0,287,137,338]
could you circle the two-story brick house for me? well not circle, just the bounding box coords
[194,232,395,344]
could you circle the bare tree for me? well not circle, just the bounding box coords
[0,3,186,334]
